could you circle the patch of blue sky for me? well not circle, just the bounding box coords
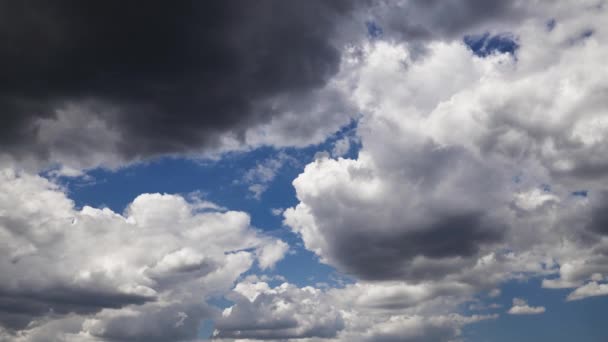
[366,21,383,39]
[464,32,519,58]
[463,278,608,342]
[546,18,557,31]
[571,190,588,198]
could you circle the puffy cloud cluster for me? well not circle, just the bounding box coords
[0,169,286,341]
[213,278,496,342]
[214,280,344,340]
[284,0,608,319]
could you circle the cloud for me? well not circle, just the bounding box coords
[284,0,608,303]
[0,1,582,173]
[331,137,351,158]
[283,42,513,282]
[0,169,286,340]
[507,298,546,315]
[3,1,608,340]
[256,240,289,270]
[213,279,495,341]
[0,1,359,170]
[243,152,297,199]
[353,313,497,342]
[567,281,608,301]
[363,0,527,43]
[214,281,344,340]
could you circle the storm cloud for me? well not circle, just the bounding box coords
[0,1,354,167]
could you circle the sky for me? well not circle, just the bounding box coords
[1,1,608,341]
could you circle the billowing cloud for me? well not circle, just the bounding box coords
[0,169,286,340]
[214,280,344,340]
[284,0,608,300]
[213,278,495,342]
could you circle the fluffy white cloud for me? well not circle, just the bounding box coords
[213,279,496,342]
[214,280,344,340]
[284,0,608,316]
[0,169,286,341]
[507,298,546,315]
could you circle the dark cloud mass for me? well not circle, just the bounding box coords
[321,211,505,281]
[586,192,608,236]
[0,1,351,162]
[0,287,153,330]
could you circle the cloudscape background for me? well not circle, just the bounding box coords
[1,1,608,341]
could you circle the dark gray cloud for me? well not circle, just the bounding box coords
[586,191,608,235]
[328,213,505,281]
[0,1,353,164]
[0,287,153,330]
[87,303,214,342]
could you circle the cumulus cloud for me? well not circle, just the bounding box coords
[284,42,514,283]
[0,169,286,340]
[507,298,546,315]
[213,279,495,341]
[284,0,608,305]
[215,281,344,340]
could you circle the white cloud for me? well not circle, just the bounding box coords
[507,298,546,315]
[567,281,608,301]
[214,281,344,340]
[0,168,287,341]
[256,240,289,270]
[270,208,284,216]
[282,2,608,329]
[214,279,496,342]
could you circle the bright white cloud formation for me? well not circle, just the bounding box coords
[507,298,546,315]
[213,278,496,342]
[0,169,286,341]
